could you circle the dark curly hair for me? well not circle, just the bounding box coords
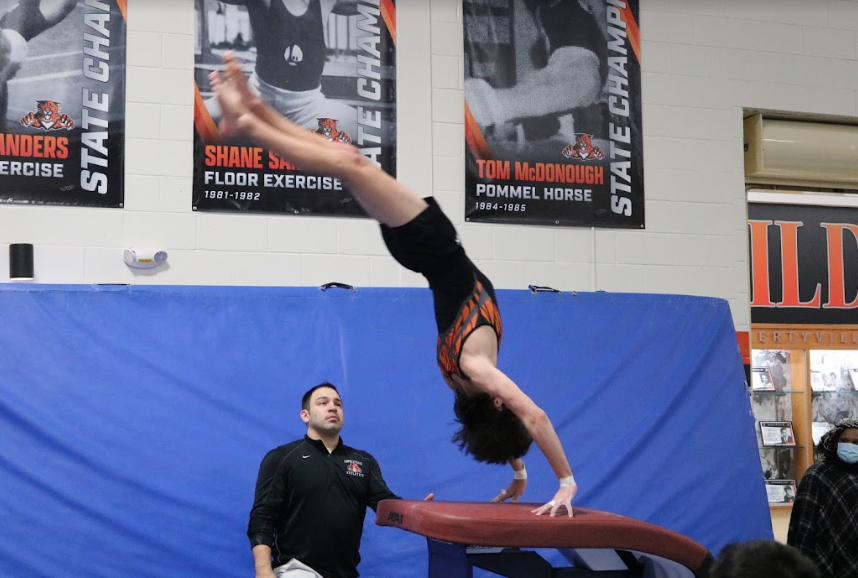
[452,393,532,464]
[817,418,858,462]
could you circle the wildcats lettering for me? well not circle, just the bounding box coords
[749,219,858,310]
[0,134,69,158]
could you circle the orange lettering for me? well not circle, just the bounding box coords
[777,220,820,308]
[749,220,775,307]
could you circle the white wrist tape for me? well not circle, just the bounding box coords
[559,474,576,487]
[513,466,527,480]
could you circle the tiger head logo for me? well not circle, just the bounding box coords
[20,100,75,131]
[562,133,605,161]
[312,117,351,144]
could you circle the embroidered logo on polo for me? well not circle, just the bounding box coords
[345,460,364,477]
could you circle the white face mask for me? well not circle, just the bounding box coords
[837,443,858,465]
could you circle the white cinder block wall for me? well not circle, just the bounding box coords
[2,0,858,333]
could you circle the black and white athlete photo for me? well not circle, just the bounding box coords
[192,0,398,215]
[462,0,643,228]
[0,0,127,207]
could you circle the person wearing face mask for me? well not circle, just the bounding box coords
[787,418,858,578]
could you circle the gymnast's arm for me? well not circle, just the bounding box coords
[247,451,288,578]
[459,351,576,517]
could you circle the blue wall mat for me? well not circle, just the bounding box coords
[0,284,771,578]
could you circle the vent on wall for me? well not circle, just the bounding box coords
[743,114,858,190]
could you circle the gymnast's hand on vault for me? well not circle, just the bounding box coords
[532,483,576,518]
[491,477,526,503]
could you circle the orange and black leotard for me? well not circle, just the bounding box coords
[380,197,503,379]
[436,272,502,380]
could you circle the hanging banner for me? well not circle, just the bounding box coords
[463,0,643,228]
[749,202,858,325]
[0,0,127,207]
[192,0,397,216]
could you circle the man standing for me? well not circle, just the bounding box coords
[248,383,423,578]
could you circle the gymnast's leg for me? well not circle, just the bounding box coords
[210,52,427,228]
[211,53,577,518]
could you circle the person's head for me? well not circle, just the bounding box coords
[817,418,858,465]
[451,393,532,464]
[709,540,820,578]
[300,382,343,439]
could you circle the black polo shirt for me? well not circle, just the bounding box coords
[247,435,399,578]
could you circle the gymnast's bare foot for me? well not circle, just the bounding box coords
[209,66,250,138]
[223,51,264,115]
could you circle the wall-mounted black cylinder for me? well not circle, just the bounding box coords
[9,243,34,281]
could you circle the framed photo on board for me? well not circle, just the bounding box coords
[765,480,797,504]
[751,367,775,391]
[760,421,796,447]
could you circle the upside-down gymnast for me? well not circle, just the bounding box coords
[211,52,577,516]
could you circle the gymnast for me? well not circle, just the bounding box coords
[210,52,577,517]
